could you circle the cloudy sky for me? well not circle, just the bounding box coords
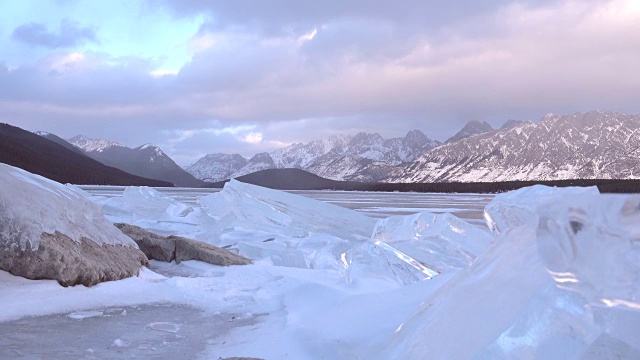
[1,0,639,165]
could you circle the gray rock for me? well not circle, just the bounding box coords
[115,223,251,266]
[0,231,148,287]
[173,235,251,266]
[114,223,176,262]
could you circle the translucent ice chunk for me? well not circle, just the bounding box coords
[379,224,558,359]
[373,212,494,272]
[536,194,640,309]
[341,241,438,287]
[199,181,435,286]
[0,163,137,251]
[379,189,640,360]
[484,185,599,234]
[100,186,215,237]
[199,180,377,241]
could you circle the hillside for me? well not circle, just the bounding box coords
[68,136,203,187]
[0,123,172,186]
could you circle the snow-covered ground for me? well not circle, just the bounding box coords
[1,182,638,359]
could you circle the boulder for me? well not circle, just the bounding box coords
[115,223,251,266]
[0,163,148,287]
[173,235,251,266]
[0,232,148,287]
[114,223,176,262]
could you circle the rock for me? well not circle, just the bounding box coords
[0,164,148,287]
[173,236,251,266]
[115,223,251,266]
[0,232,148,287]
[114,223,176,262]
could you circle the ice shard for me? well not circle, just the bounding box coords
[199,179,377,241]
[484,185,599,234]
[380,188,640,359]
[372,211,494,272]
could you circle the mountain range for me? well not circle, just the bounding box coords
[186,130,443,182]
[67,135,203,187]
[387,111,640,182]
[187,111,640,184]
[3,110,637,188]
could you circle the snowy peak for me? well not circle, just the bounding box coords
[232,152,276,178]
[445,121,494,144]
[500,119,527,130]
[185,153,248,182]
[134,143,167,160]
[396,130,442,163]
[68,135,201,187]
[349,132,385,146]
[68,135,124,153]
[402,130,429,147]
[188,130,441,182]
[388,111,640,183]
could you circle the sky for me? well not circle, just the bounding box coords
[1,0,640,166]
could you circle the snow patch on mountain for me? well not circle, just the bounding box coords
[68,135,124,153]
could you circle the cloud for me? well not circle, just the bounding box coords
[241,132,263,144]
[157,0,516,35]
[12,19,97,48]
[2,0,640,165]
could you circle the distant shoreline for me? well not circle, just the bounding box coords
[202,169,640,194]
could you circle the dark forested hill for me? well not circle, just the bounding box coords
[0,123,172,186]
[205,167,640,193]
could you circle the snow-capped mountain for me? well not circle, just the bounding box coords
[68,135,125,153]
[387,111,640,183]
[271,135,352,169]
[185,153,248,182]
[445,121,494,144]
[35,131,87,156]
[186,130,441,182]
[1,124,170,186]
[68,136,203,187]
[500,119,526,130]
[233,153,277,178]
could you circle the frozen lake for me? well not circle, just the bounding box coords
[80,186,494,227]
[2,181,638,359]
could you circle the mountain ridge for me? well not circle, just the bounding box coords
[386,110,640,183]
[68,135,203,187]
[1,123,172,187]
[187,130,441,182]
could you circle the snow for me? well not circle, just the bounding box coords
[67,134,125,153]
[1,175,639,359]
[0,163,137,251]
